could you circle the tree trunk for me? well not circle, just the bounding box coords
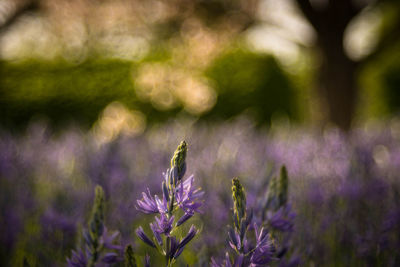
[317,33,358,130]
[295,0,365,130]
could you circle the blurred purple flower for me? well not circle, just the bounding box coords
[67,249,88,267]
[145,254,151,267]
[267,206,295,232]
[250,226,274,266]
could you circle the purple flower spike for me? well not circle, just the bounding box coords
[134,142,202,264]
[136,189,159,214]
[136,226,156,248]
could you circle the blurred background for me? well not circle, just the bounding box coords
[0,0,399,134]
[1,0,400,266]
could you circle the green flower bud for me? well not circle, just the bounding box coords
[170,141,188,185]
[265,165,289,211]
[265,175,278,211]
[232,178,246,231]
[278,165,288,207]
[124,244,137,267]
[23,257,30,267]
[88,185,105,265]
[89,185,105,238]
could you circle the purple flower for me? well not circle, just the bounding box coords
[153,213,174,235]
[211,257,223,267]
[177,211,194,226]
[135,226,156,248]
[155,194,169,214]
[212,252,246,267]
[67,249,88,267]
[101,252,120,264]
[176,175,204,213]
[100,227,123,251]
[164,235,189,260]
[177,225,198,251]
[150,223,163,246]
[225,252,234,267]
[145,254,151,267]
[228,225,241,251]
[154,225,198,263]
[250,226,274,266]
[166,236,180,259]
[278,254,301,267]
[268,206,295,232]
[136,189,159,214]
[159,225,198,262]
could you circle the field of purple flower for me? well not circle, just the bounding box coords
[1,118,400,266]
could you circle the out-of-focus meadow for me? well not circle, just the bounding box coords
[1,0,400,266]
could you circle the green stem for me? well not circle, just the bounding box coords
[165,236,170,267]
[169,192,175,216]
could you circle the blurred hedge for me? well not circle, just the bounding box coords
[0,59,133,129]
[0,51,300,131]
[204,49,298,124]
[383,59,400,114]
[0,59,182,130]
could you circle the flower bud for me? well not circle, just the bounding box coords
[170,141,187,185]
[232,178,246,231]
[265,165,289,211]
[89,185,105,238]
[278,165,288,207]
[88,185,105,264]
[124,244,137,267]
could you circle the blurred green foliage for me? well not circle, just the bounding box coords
[0,49,300,131]
[204,49,298,125]
[383,58,400,114]
[359,44,400,119]
[2,47,400,131]
[0,59,181,130]
[0,59,135,129]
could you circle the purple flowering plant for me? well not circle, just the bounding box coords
[212,166,298,267]
[135,141,204,266]
[67,185,123,267]
[212,178,275,267]
[258,166,298,266]
[3,120,400,266]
